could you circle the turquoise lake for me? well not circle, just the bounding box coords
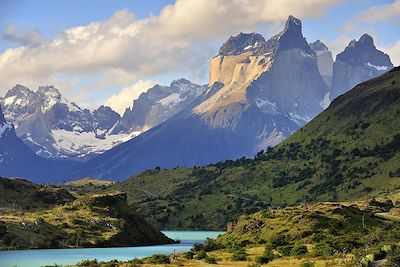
[0,231,225,267]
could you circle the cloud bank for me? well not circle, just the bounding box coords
[105,80,157,115]
[0,0,349,111]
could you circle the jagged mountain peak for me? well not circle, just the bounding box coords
[37,85,62,99]
[337,33,392,67]
[4,84,35,98]
[170,78,192,87]
[219,32,265,56]
[331,33,393,100]
[309,40,329,52]
[276,15,314,55]
[358,33,374,47]
[284,15,302,32]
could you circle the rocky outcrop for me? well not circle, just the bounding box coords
[310,40,334,87]
[0,178,173,249]
[331,34,393,99]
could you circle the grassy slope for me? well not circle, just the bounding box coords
[0,178,172,249]
[113,67,400,230]
[52,198,400,267]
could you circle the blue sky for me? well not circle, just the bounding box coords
[0,0,399,113]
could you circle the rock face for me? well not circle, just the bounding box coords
[310,40,334,87]
[0,106,76,183]
[112,79,205,134]
[331,34,393,99]
[70,15,329,180]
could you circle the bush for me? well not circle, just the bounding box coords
[204,256,218,264]
[183,251,194,259]
[196,250,207,260]
[386,245,400,266]
[300,261,315,267]
[255,242,275,264]
[270,234,289,248]
[77,260,101,267]
[276,244,293,256]
[255,255,273,264]
[231,248,248,261]
[202,238,222,251]
[145,254,170,264]
[291,242,308,256]
[313,241,334,256]
[126,258,143,266]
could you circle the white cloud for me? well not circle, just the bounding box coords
[347,0,400,26]
[0,0,345,107]
[381,40,400,66]
[2,25,46,46]
[324,35,353,59]
[342,1,400,34]
[105,80,157,115]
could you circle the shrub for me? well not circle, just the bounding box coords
[300,261,315,267]
[313,241,334,256]
[291,242,308,256]
[146,254,170,264]
[204,256,218,264]
[276,244,293,256]
[386,245,400,266]
[255,255,273,264]
[126,258,143,266]
[270,234,290,249]
[183,251,194,259]
[231,248,248,261]
[196,250,207,260]
[202,238,222,251]
[77,260,101,267]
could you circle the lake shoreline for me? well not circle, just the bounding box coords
[0,231,225,267]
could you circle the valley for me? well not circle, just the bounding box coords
[0,5,399,267]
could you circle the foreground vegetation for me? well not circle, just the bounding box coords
[46,198,400,266]
[0,178,172,249]
[112,67,400,230]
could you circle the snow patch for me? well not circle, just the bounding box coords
[4,96,16,106]
[51,129,141,156]
[288,113,311,124]
[157,93,185,106]
[255,98,277,109]
[320,92,331,109]
[300,51,313,58]
[366,62,389,71]
[243,42,259,51]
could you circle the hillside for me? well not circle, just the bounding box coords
[46,198,400,267]
[113,67,400,230]
[0,177,173,249]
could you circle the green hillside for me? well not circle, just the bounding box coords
[0,178,172,249]
[113,67,400,230]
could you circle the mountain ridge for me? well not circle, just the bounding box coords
[112,66,400,230]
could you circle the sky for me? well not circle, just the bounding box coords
[0,0,399,114]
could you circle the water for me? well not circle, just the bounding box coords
[0,231,224,267]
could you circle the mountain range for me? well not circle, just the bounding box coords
[0,80,203,161]
[113,66,400,230]
[0,15,394,182]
